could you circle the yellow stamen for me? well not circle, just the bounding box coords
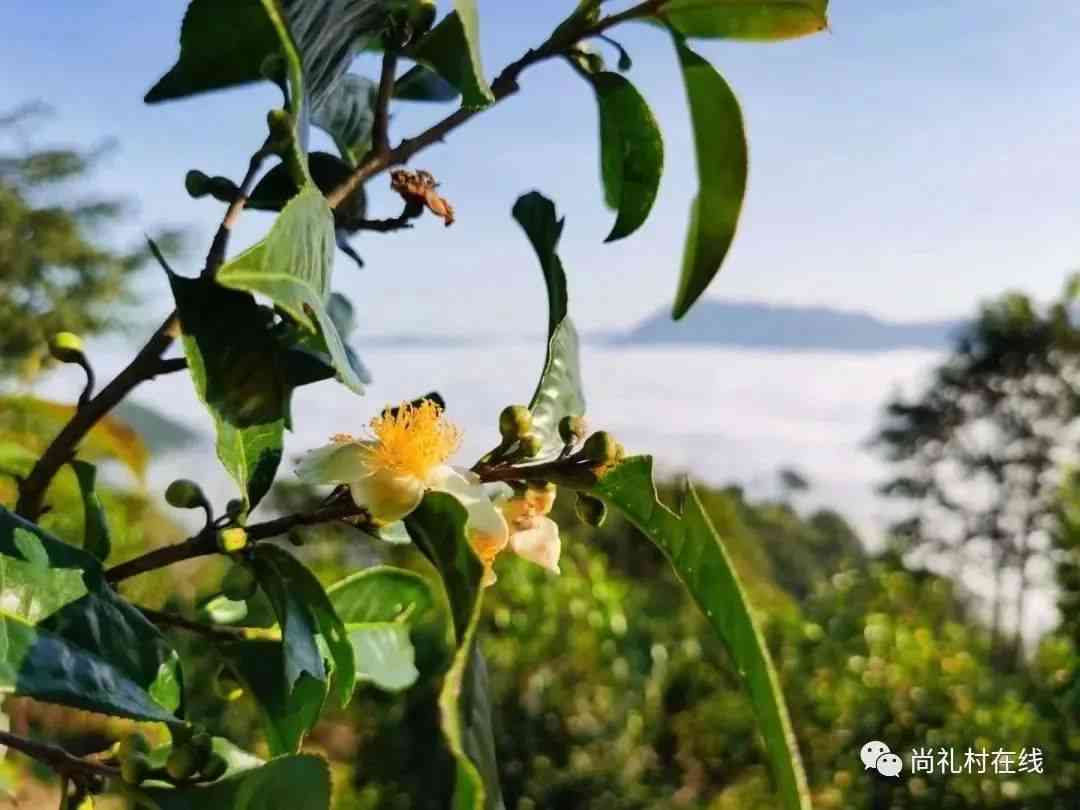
[362,400,461,480]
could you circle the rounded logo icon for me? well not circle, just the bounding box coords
[876,752,903,778]
[860,740,891,770]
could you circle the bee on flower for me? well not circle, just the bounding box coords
[295,400,562,587]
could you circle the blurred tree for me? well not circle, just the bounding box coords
[0,103,180,376]
[875,282,1080,664]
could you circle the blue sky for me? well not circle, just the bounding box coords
[5,1,1080,337]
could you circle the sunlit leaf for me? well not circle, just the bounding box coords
[583,72,663,241]
[660,0,828,41]
[216,186,365,394]
[406,494,503,810]
[511,193,586,460]
[409,3,494,110]
[670,35,747,320]
[592,456,811,810]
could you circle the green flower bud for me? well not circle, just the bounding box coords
[184,169,211,198]
[558,415,587,445]
[166,744,200,782]
[201,752,229,781]
[266,109,294,145]
[121,753,151,785]
[518,433,543,459]
[581,431,620,466]
[499,405,533,441]
[221,562,258,601]
[164,479,207,510]
[217,526,249,554]
[49,332,85,364]
[575,492,607,528]
[117,732,150,762]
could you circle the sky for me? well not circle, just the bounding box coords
[4,0,1080,339]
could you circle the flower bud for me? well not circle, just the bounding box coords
[121,753,151,785]
[165,479,208,510]
[575,492,607,527]
[581,431,621,466]
[266,108,294,144]
[201,752,229,781]
[166,744,200,782]
[48,332,85,364]
[225,499,247,523]
[518,433,543,459]
[216,527,249,554]
[499,405,532,441]
[221,562,258,601]
[558,415,587,446]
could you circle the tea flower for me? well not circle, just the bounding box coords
[295,401,561,586]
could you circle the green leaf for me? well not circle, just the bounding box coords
[133,753,330,810]
[0,508,96,625]
[405,494,503,810]
[660,0,828,41]
[0,510,183,721]
[584,72,664,242]
[0,613,178,724]
[409,4,495,110]
[40,587,184,715]
[168,272,290,510]
[222,641,327,756]
[327,566,434,624]
[348,623,419,691]
[69,460,111,563]
[254,545,354,708]
[216,186,365,395]
[394,64,460,102]
[511,193,586,459]
[328,566,434,693]
[312,75,377,165]
[592,456,811,810]
[670,36,748,320]
[145,0,277,103]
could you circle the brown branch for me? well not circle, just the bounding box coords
[15,144,271,522]
[0,729,118,787]
[105,499,364,585]
[16,311,181,520]
[204,142,273,277]
[139,606,248,641]
[370,42,400,156]
[325,0,667,210]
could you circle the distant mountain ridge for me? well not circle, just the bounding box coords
[616,300,965,352]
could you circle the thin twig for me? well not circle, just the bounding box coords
[204,142,273,277]
[0,729,119,786]
[138,606,249,641]
[105,499,363,584]
[325,0,668,210]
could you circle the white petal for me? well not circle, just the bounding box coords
[296,441,374,484]
[429,465,509,558]
[348,468,425,525]
[510,517,561,574]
